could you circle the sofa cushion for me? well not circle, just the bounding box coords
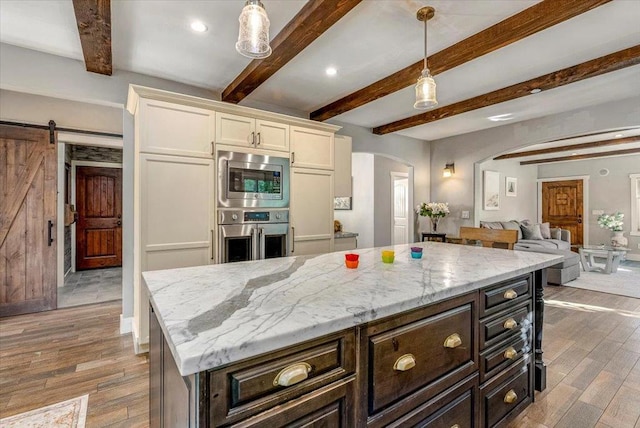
[515,239,570,250]
[549,227,562,240]
[516,247,579,268]
[480,221,504,230]
[540,222,551,239]
[548,239,570,250]
[521,223,544,240]
[500,221,523,240]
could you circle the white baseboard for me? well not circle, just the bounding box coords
[120,315,133,335]
[626,254,640,262]
[131,325,149,355]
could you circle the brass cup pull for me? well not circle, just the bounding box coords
[393,354,416,371]
[451,425,460,428]
[504,289,518,299]
[504,346,517,360]
[504,389,518,404]
[444,333,462,348]
[273,362,312,387]
[503,318,518,330]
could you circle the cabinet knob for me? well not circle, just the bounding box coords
[273,362,311,387]
[503,318,518,330]
[444,333,462,349]
[393,354,416,371]
[503,346,517,360]
[503,289,518,299]
[504,389,518,404]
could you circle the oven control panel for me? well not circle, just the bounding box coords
[219,209,289,225]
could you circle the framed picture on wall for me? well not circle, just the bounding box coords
[334,197,352,210]
[483,170,500,210]
[505,177,517,197]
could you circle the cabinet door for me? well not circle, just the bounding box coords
[140,154,214,271]
[334,135,352,197]
[291,168,333,255]
[291,126,334,170]
[256,119,289,152]
[139,98,214,158]
[215,112,255,147]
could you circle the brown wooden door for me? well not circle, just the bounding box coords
[541,180,583,246]
[0,125,57,317]
[76,166,122,270]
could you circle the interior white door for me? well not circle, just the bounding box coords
[392,173,409,245]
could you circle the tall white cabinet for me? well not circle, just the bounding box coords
[127,85,341,352]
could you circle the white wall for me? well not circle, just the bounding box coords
[430,96,640,236]
[538,155,640,258]
[374,156,413,247]
[334,153,375,249]
[477,159,538,223]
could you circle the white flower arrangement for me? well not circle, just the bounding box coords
[597,212,624,232]
[417,202,450,218]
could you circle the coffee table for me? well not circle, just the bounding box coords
[578,245,630,274]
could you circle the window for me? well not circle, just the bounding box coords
[631,174,640,236]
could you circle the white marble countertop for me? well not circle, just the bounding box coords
[143,242,562,376]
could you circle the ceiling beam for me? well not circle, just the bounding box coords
[72,0,112,76]
[222,0,362,104]
[520,148,640,165]
[494,137,639,160]
[310,0,611,122]
[373,45,640,135]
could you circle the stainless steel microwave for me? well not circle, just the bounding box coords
[217,150,290,208]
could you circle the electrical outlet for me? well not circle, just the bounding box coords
[461,211,470,219]
[592,210,604,215]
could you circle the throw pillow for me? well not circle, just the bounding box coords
[539,222,551,239]
[521,223,544,240]
[501,221,523,240]
[549,227,562,240]
[480,221,504,230]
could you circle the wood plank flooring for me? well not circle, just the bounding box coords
[0,286,638,427]
[0,301,148,427]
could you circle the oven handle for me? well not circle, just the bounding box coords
[258,227,264,260]
[211,230,214,261]
[291,226,295,253]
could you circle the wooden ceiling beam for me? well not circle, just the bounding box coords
[310,0,611,122]
[72,0,112,76]
[222,0,362,104]
[519,148,640,165]
[373,45,640,135]
[494,137,639,160]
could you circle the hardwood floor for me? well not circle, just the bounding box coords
[0,301,148,427]
[0,286,638,427]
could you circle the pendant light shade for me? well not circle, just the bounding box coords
[414,7,437,110]
[236,0,272,59]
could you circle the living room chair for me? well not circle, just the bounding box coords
[459,227,518,250]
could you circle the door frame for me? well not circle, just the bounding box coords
[536,175,590,246]
[390,171,412,245]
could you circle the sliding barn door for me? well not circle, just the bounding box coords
[0,125,57,317]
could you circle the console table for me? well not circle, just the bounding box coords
[579,246,629,274]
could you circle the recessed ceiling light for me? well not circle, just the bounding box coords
[530,88,542,94]
[325,67,337,76]
[487,113,514,122]
[615,133,623,138]
[190,21,208,33]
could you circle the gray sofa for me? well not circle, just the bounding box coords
[480,220,579,285]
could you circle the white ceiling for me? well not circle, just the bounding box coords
[1,0,639,143]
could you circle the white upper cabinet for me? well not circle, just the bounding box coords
[216,113,289,153]
[290,126,334,170]
[139,98,215,158]
[334,135,352,198]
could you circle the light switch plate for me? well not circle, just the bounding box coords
[461,211,470,219]
[592,210,604,215]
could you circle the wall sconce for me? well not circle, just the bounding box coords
[443,163,455,178]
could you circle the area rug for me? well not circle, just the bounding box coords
[0,395,88,428]
[563,263,640,299]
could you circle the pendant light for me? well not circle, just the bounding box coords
[236,0,272,59]
[414,6,437,109]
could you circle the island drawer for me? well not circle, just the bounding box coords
[480,358,532,428]
[480,275,531,317]
[479,334,528,383]
[480,302,531,350]
[367,297,477,415]
[206,329,356,426]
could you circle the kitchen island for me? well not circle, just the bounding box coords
[144,242,561,427]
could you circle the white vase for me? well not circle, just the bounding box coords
[611,231,628,248]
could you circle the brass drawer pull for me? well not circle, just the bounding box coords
[504,389,518,404]
[444,333,462,348]
[504,346,517,360]
[503,318,518,330]
[393,354,416,371]
[273,362,312,387]
[504,289,518,299]
[451,425,460,428]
